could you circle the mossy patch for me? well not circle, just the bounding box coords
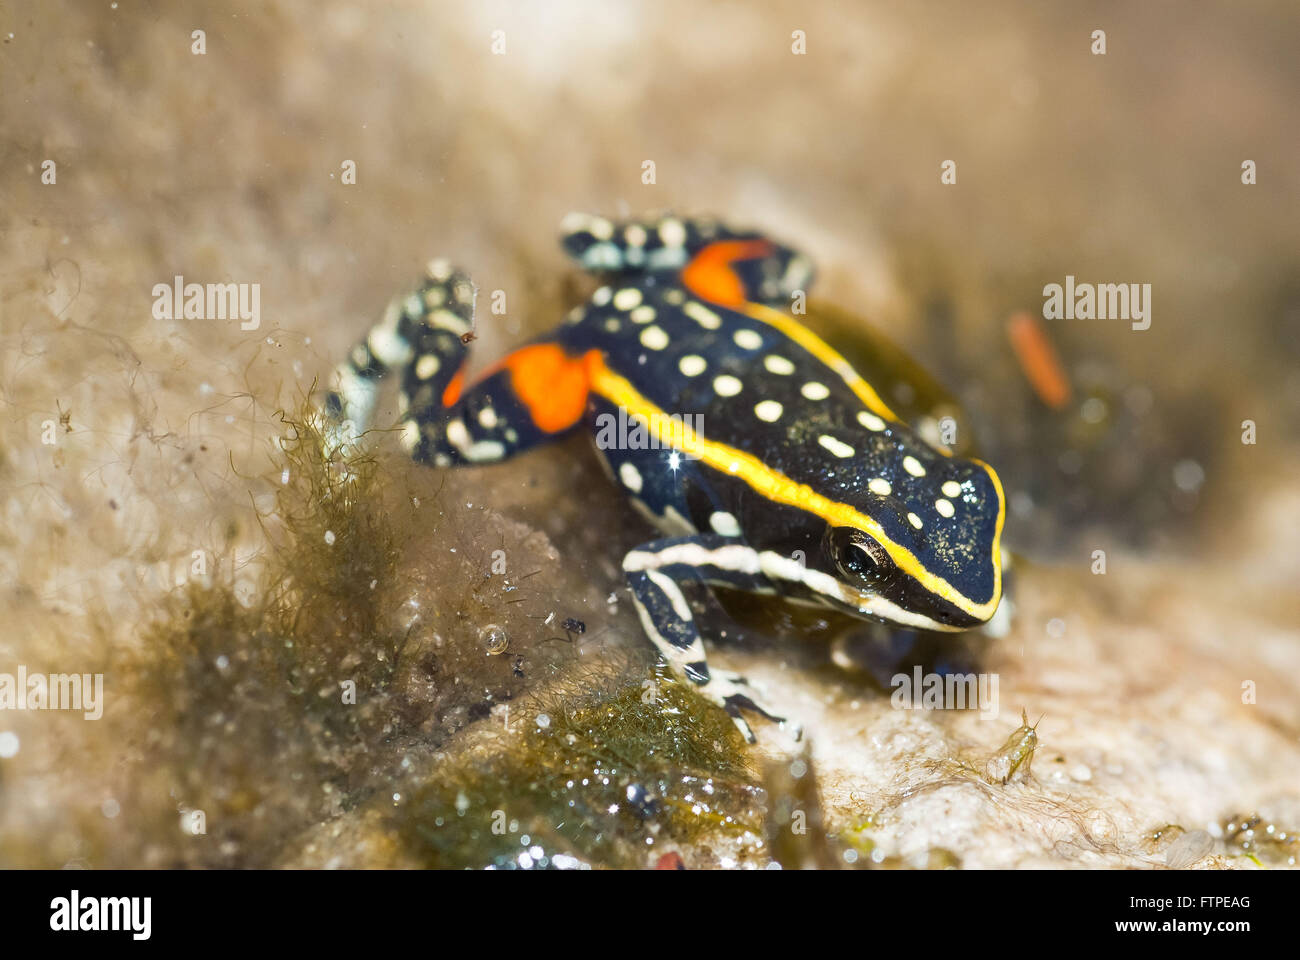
[66,394,761,869]
[111,399,423,866]
[392,667,763,869]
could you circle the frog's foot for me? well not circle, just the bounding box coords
[624,533,801,744]
[698,669,802,745]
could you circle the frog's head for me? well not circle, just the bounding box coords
[816,449,1005,632]
[559,212,813,307]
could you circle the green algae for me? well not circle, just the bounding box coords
[114,397,423,866]
[68,384,768,870]
[764,747,838,869]
[392,667,764,869]
[1222,813,1299,867]
[762,749,963,870]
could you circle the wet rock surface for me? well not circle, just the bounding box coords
[1,0,1297,869]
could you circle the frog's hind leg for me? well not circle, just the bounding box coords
[560,212,734,277]
[319,258,476,456]
[623,534,796,743]
[558,212,814,309]
[320,260,590,466]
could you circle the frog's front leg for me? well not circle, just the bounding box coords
[622,534,795,743]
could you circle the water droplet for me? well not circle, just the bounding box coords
[481,624,508,655]
[1173,459,1205,493]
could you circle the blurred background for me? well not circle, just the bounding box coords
[1,1,1297,868]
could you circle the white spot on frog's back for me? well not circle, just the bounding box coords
[942,480,962,498]
[818,435,855,458]
[446,418,470,448]
[619,461,643,493]
[658,217,687,247]
[732,329,763,350]
[709,511,741,537]
[764,354,795,375]
[754,400,783,422]
[415,354,440,380]
[683,301,721,330]
[679,355,707,377]
[902,455,926,477]
[935,498,955,518]
[858,411,886,431]
[640,325,669,350]
[801,381,830,401]
[614,287,642,311]
[868,478,892,496]
[713,375,742,397]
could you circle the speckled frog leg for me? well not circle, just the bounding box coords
[623,533,798,743]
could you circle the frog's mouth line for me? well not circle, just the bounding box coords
[755,551,968,633]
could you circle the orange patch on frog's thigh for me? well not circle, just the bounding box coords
[441,369,466,408]
[498,344,600,433]
[681,240,775,308]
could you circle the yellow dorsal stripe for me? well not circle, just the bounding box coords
[588,360,1004,620]
[743,302,902,422]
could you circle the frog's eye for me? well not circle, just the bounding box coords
[825,527,896,585]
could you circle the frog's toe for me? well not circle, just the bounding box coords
[727,712,757,744]
[705,671,791,741]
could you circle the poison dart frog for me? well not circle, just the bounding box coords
[320,213,1007,742]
